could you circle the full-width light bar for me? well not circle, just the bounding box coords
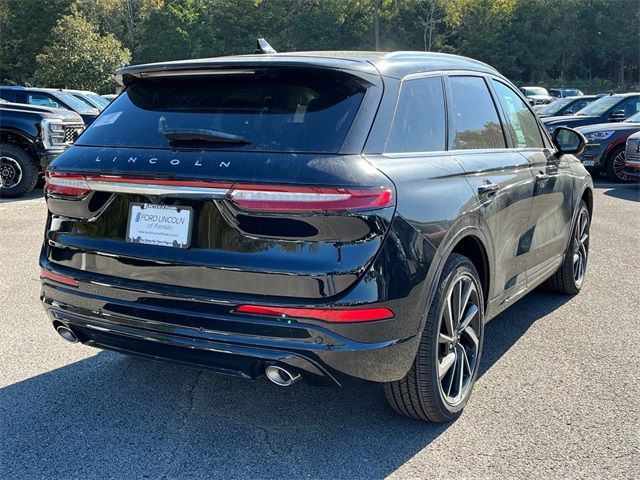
[235,304,394,323]
[45,172,394,212]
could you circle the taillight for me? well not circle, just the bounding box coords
[229,185,393,212]
[45,173,91,197]
[39,267,79,287]
[45,172,394,212]
[235,305,394,323]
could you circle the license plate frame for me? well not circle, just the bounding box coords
[126,202,193,249]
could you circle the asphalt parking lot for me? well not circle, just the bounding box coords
[1,181,639,479]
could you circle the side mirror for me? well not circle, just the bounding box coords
[565,110,574,115]
[609,109,625,121]
[552,127,586,156]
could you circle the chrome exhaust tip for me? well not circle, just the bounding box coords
[265,365,301,387]
[55,324,79,343]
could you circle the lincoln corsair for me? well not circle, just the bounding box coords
[40,50,593,422]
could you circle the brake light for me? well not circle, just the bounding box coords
[229,185,393,212]
[39,267,79,287]
[235,305,394,323]
[45,172,394,211]
[45,173,91,197]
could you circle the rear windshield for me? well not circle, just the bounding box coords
[77,69,368,153]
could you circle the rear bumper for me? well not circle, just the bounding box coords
[40,277,420,385]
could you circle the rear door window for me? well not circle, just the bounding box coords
[385,76,446,153]
[448,76,506,150]
[27,93,61,109]
[77,68,368,153]
[491,80,544,148]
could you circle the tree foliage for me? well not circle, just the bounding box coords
[1,0,639,92]
[33,12,131,92]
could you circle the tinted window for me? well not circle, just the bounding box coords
[78,69,367,153]
[0,89,18,102]
[449,76,505,150]
[386,77,446,153]
[492,80,543,148]
[27,93,61,109]
[617,97,640,117]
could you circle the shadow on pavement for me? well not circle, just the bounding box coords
[0,188,44,204]
[600,185,639,202]
[1,292,570,478]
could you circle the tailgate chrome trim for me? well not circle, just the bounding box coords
[85,180,230,198]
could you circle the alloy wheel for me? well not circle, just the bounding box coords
[613,150,631,182]
[572,208,589,287]
[0,156,22,190]
[437,272,481,406]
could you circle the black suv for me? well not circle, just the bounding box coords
[0,86,100,125]
[0,100,84,196]
[40,51,593,422]
[543,92,640,132]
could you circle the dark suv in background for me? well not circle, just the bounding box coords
[40,50,593,422]
[549,88,583,98]
[0,86,100,125]
[536,95,599,118]
[543,92,640,132]
[576,112,640,182]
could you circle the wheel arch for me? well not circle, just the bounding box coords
[450,234,490,308]
[420,224,494,336]
[0,128,37,154]
[581,186,593,217]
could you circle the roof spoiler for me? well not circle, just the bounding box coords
[255,38,276,55]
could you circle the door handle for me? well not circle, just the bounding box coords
[478,182,500,196]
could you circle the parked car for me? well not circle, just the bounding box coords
[0,86,100,125]
[65,89,110,111]
[536,95,599,118]
[623,131,640,179]
[542,92,640,132]
[101,94,117,102]
[520,86,554,105]
[549,88,584,98]
[576,112,640,182]
[0,99,84,196]
[41,49,593,422]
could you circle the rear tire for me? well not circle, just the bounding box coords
[605,145,632,183]
[384,253,484,422]
[0,143,38,198]
[545,200,590,295]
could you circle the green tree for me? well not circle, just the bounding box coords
[34,12,131,92]
[0,0,73,84]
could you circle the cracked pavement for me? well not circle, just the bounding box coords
[1,181,639,479]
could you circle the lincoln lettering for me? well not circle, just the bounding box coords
[94,156,213,167]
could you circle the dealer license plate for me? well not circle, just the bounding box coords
[126,203,193,249]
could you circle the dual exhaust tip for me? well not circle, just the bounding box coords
[54,324,302,386]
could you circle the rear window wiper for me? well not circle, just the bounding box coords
[162,128,251,145]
